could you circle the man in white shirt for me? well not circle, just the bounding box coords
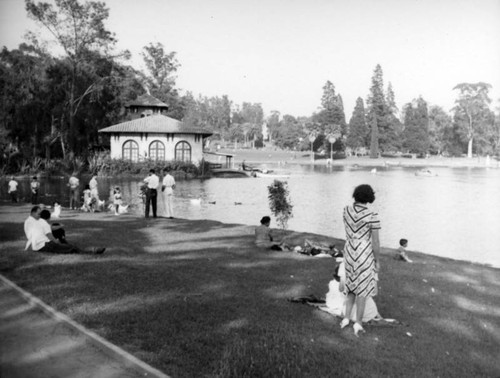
[143,169,159,218]
[24,206,41,250]
[161,167,176,219]
[8,176,19,203]
[28,209,105,254]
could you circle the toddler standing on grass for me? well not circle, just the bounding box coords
[113,187,123,216]
[397,238,413,262]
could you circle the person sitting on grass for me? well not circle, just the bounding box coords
[396,238,413,263]
[27,209,105,255]
[325,260,381,322]
[255,216,291,251]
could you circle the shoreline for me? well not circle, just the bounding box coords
[2,203,498,270]
[219,148,500,169]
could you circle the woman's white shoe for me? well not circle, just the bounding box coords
[353,322,365,337]
[340,318,350,329]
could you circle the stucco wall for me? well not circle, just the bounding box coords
[109,133,205,164]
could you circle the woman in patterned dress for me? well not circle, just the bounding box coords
[341,184,381,336]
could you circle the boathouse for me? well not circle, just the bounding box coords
[99,95,212,163]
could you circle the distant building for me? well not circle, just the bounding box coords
[124,93,169,120]
[99,94,211,163]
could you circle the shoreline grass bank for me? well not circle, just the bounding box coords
[0,205,499,377]
[218,147,500,169]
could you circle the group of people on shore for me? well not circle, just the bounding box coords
[255,184,412,336]
[142,168,176,219]
[7,176,40,204]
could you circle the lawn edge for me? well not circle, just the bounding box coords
[0,273,170,378]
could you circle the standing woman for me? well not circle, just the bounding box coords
[341,184,381,336]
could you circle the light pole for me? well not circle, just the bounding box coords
[308,133,317,163]
[328,134,337,161]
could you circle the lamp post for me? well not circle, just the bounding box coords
[328,134,337,161]
[308,133,317,163]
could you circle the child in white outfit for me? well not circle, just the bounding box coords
[113,187,122,215]
[325,261,380,322]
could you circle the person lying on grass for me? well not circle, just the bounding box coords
[294,239,343,257]
[255,216,291,251]
[24,207,105,255]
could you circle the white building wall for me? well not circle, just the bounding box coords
[109,133,205,164]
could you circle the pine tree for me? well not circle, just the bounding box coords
[402,97,430,154]
[366,64,398,155]
[346,97,368,152]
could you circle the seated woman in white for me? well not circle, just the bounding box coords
[325,261,381,322]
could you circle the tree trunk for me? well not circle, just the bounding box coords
[370,117,379,159]
[467,137,473,158]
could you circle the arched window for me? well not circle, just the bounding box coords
[122,140,139,162]
[149,140,165,161]
[175,141,191,162]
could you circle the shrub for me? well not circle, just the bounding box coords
[267,180,293,230]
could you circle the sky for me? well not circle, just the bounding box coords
[1,0,499,119]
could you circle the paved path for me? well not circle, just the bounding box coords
[0,278,167,378]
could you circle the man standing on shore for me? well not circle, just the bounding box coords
[68,173,80,210]
[143,169,159,218]
[162,167,176,219]
[30,176,40,204]
[8,176,18,203]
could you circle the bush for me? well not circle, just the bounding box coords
[268,180,293,230]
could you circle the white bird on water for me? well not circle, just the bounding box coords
[190,198,202,205]
[371,168,377,174]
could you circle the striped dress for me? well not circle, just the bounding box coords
[343,203,381,297]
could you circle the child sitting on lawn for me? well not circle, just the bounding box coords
[325,260,381,322]
[396,238,413,262]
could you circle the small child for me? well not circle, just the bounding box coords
[52,200,62,219]
[82,184,92,212]
[113,187,123,215]
[397,238,413,262]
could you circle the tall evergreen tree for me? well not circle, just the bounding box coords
[366,64,397,155]
[402,97,430,154]
[346,97,368,152]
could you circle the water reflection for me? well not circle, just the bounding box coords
[2,165,499,267]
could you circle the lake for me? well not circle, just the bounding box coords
[2,164,500,268]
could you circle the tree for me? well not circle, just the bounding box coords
[452,82,493,158]
[428,106,452,155]
[402,97,430,154]
[141,42,183,118]
[346,97,368,151]
[366,64,397,155]
[273,115,305,150]
[316,80,346,136]
[268,180,293,230]
[26,0,121,153]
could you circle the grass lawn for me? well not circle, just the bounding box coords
[1,204,499,377]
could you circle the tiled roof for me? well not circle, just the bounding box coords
[125,93,169,108]
[98,115,212,136]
